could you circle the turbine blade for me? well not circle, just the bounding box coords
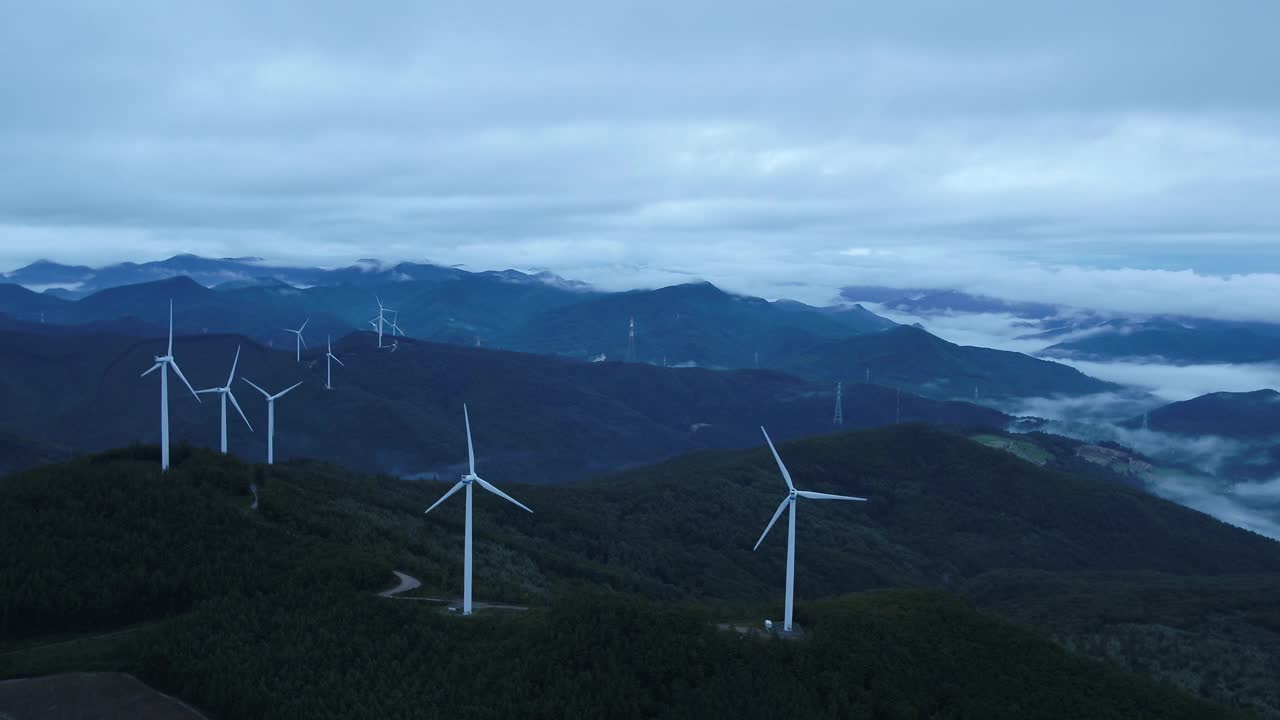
[272,380,304,400]
[464,404,476,476]
[167,299,174,356]
[300,317,309,332]
[753,496,791,551]
[760,427,794,491]
[796,490,867,502]
[195,388,220,394]
[331,354,345,367]
[243,378,271,398]
[299,334,307,348]
[141,363,162,378]
[476,477,533,513]
[424,481,465,514]
[169,360,202,402]
[227,345,241,386]
[228,391,253,431]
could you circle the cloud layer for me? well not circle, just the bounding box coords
[1,1,1279,312]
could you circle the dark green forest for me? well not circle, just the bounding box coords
[2,427,1278,718]
[963,570,1280,718]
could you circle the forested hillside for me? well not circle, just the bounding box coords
[3,431,1266,719]
[774,325,1120,399]
[0,329,1008,482]
[5,427,1269,712]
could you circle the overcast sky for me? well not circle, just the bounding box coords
[2,1,1278,313]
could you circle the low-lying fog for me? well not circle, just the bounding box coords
[878,304,1280,541]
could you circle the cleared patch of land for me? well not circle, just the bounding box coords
[970,434,1054,466]
[0,673,207,720]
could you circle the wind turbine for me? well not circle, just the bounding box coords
[753,427,866,632]
[243,379,303,464]
[369,297,395,348]
[424,404,533,615]
[386,315,405,351]
[325,335,344,390]
[196,345,253,453]
[140,300,202,472]
[388,310,406,337]
[285,318,309,363]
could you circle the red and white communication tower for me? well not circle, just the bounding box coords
[626,316,636,362]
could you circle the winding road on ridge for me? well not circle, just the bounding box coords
[378,570,422,598]
[376,571,529,611]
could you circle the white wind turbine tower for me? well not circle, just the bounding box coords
[325,335,344,390]
[370,297,395,348]
[388,310,406,338]
[387,313,406,351]
[285,318,309,363]
[424,405,533,615]
[753,427,866,633]
[196,345,254,453]
[140,300,202,472]
[243,379,303,464]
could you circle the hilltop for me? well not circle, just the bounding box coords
[514,281,895,366]
[1042,318,1280,365]
[3,427,1274,718]
[1,264,1125,400]
[1123,389,1280,437]
[774,325,1120,399]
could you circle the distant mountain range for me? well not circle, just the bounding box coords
[842,284,1280,366]
[0,257,1127,401]
[10,262,1280,368]
[840,285,1063,320]
[0,329,1009,481]
[1,254,592,298]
